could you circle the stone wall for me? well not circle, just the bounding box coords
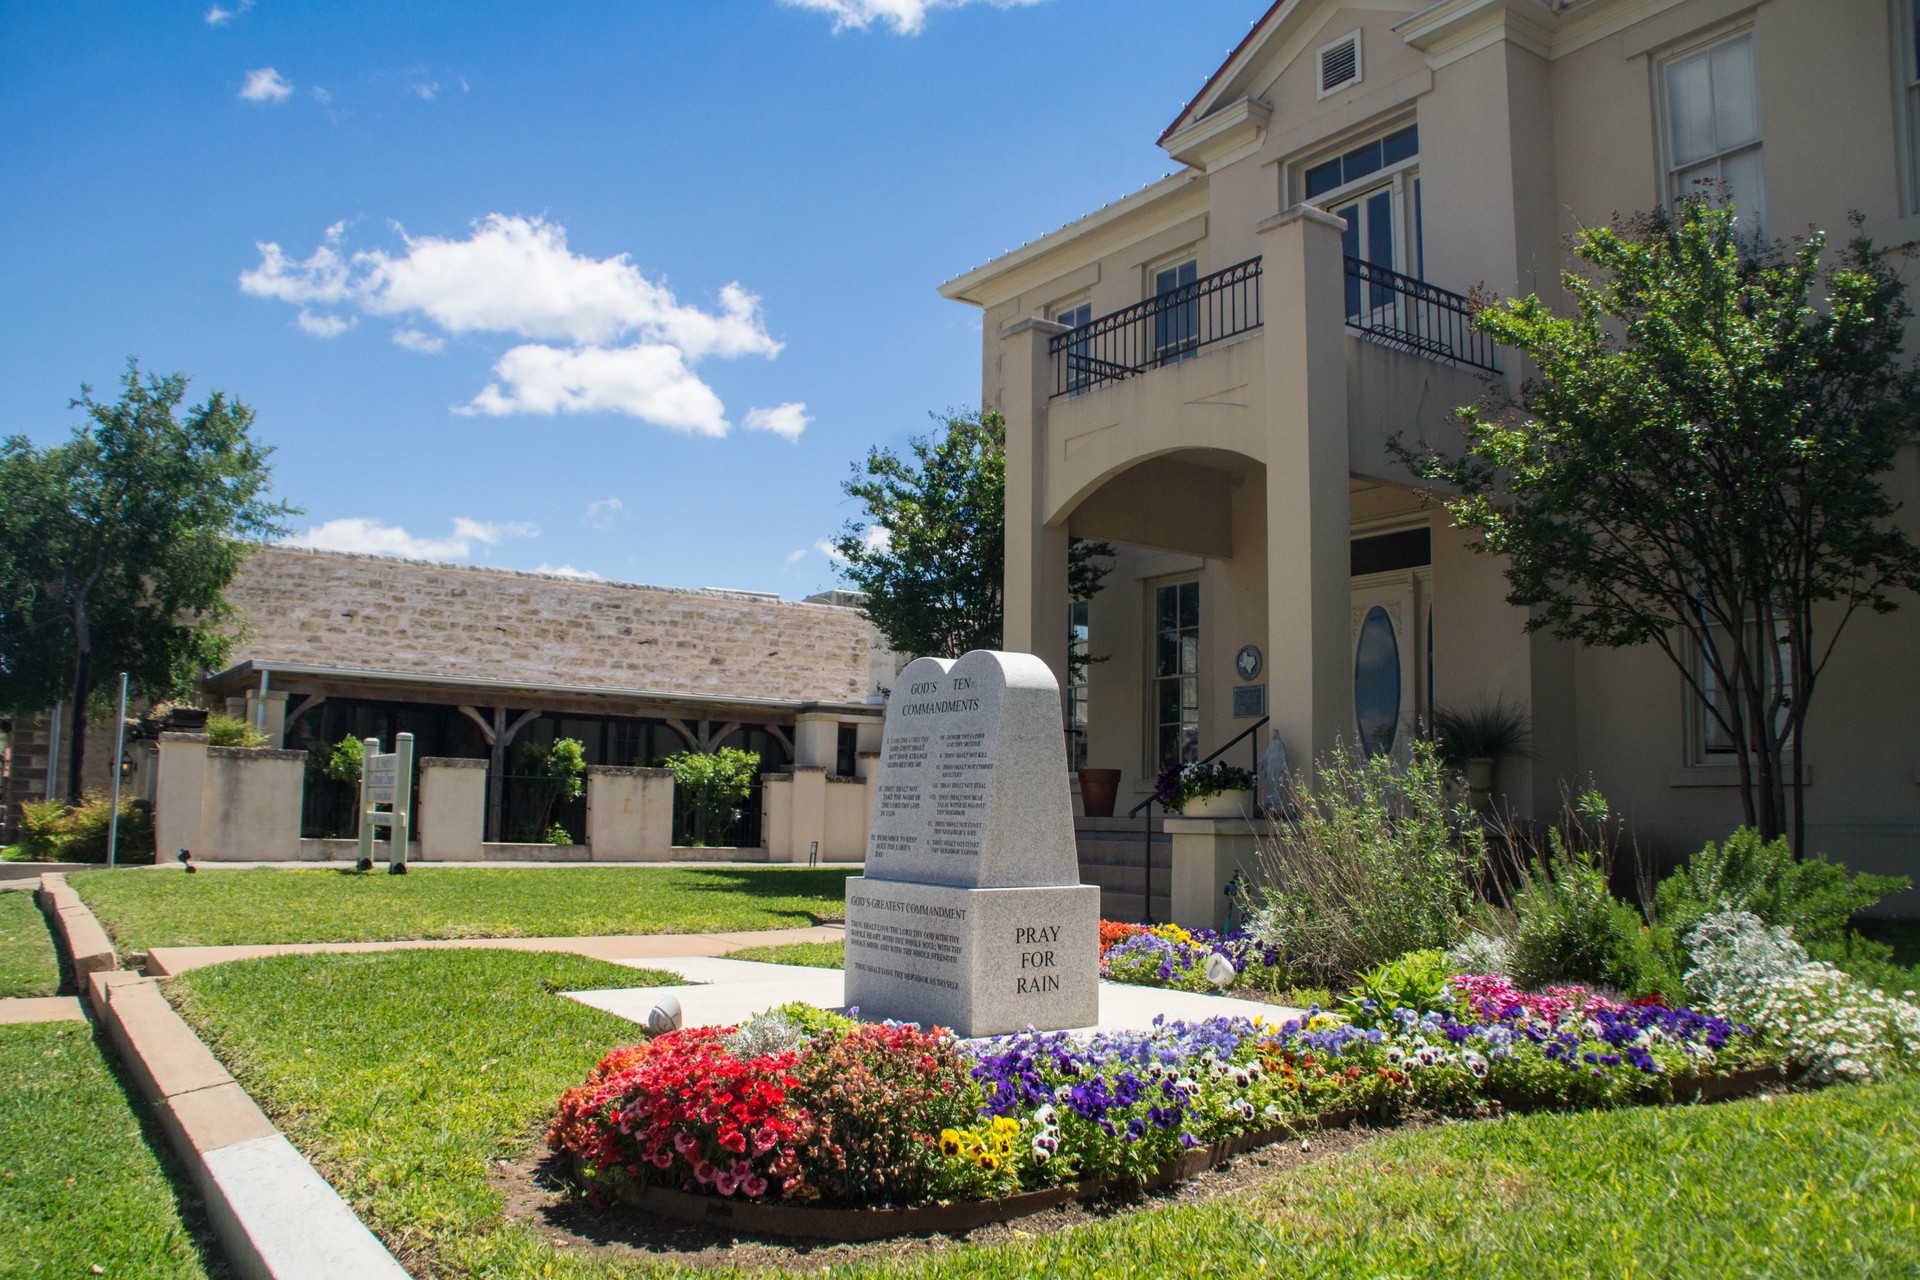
[224,545,883,704]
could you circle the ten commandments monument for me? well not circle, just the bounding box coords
[843,650,1100,1037]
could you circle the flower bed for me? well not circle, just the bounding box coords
[549,987,1782,1230]
[1098,920,1304,997]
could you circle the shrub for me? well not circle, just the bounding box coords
[1509,839,1676,998]
[1340,949,1459,1028]
[322,735,362,786]
[1445,930,1513,977]
[1655,827,1909,958]
[665,747,759,846]
[204,713,267,748]
[1430,699,1532,767]
[520,738,587,836]
[1249,742,1487,983]
[1684,910,1920,1084]
[18,793,154,863]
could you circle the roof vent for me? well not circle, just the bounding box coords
[1318,31,1362,98]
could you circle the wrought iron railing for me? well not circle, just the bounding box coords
[1126,716,1268,925]
[672,775,765,849]
[1343,257,1498,373]
[1049,258,1263,397]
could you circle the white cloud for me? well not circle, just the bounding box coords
[458,342,729,434]
[283,516,536,561]
[391,327,444,354]
[296,309,352,338]
[584,497,624,531]
[241,215,794,433]
[239,67,293,103]
[783,548,810,570]
[406,69,442,100]
[780,0,1046,35]
[536,562,603,579]
[205,0,253,26]
[743,402,810,442]
[815,526,888,565]
[312,86,332,106]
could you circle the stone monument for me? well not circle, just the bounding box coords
[843,650,1100,1037]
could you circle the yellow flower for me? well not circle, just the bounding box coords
[991,1117,1020,1137]
[978,1153,1000,1171]
[939,1130,961,1157]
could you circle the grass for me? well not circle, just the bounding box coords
[72,864,854,952]
[0,890,60,999]
[0,1021,226,1279]
[726,939,846,967]
[173,947,1920,1279]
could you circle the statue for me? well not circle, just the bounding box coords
[1259,728,1290,814]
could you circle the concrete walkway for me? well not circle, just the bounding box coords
[568,955,1302,1036]
[98,860,862,872]
[0,996,86,1023]
[144,924,847,977]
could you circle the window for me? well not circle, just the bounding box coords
[1317,30,1362,97]
[1694,622,1794,760]
[1053,299,1094,394]
[1067,600,1090,773]
[1662,31,1765,233]
[1900,0,1920,212]
[1152,259,1199,365]
[835,724,858,777]
[1300,125,1421,317]
[1152,581,1200,771]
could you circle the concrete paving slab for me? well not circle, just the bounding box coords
[567,957,1300,1037]
[143,924,846,976]
[0,996,85,1023]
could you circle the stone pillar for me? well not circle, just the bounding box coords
[1000,316,1073,697]
[1163,816,1262,933]
[793,712,839,771]
[154,732,209,862]
[586,765,674,862]
[781,765,829,863]
[1257,206,1355,769]
[419,758,486,860]
[200,747,305,861]
[244,689,290,746]
[761,773,794,859]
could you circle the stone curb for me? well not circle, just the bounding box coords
[57,884,410,1280]
[36,872,117,987]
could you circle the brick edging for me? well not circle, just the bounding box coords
[36,872,116,985]
[48,878,407,1280]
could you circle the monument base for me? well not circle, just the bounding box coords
[843,877,1100,1038]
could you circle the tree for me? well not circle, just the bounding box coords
[1399,202,1920,853]
[0,361,294,800]
[664,746,759,847]
[519,737,586,842]
[832,409,1114,666]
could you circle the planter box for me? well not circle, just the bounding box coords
[1179,789,1254,819]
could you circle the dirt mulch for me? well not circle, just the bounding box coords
[492,1121,1399,1273]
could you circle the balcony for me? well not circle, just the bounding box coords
[1048,254,1496,398]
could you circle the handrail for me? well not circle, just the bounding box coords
[1049,258,1262,398]
[1127,716,1270,924]
[1342,256,1498,373]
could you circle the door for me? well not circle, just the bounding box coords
[1336,186,1396,322]
[1350,570,1429,759]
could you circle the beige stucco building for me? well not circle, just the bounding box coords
[942,0,1920,898]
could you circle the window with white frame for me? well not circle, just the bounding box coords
[1053,298,1094,394]
[1150,258,1199,365]
[1694,621,1794,761]
[1066,599,1090,772]
[1298,123,1422,316]
[1900,0,1920,212]
[1661,31,1765,233]
[1151,581,1200,772]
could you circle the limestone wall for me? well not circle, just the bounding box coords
[224,545,882,704]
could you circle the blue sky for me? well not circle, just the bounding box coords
[1,0,1254,595]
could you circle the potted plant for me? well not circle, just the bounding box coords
[1152,761,1257,817]
[1078,767,1122,818]
[1431,699,1532,801]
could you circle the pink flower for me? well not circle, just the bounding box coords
[752,1125,779,1155]
[714,1172,740,1196]
[692,1160,716,1184]
[650,1150,673,1168]
[742,1174,769,1198]
[731,1158,753,1180]
[673,1132,699,1155]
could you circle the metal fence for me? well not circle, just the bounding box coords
[1050,257,1263,397]
[672,775,764,849]
[1342,257,1499,373]
[490,772,588,845]
[300,770,360,840]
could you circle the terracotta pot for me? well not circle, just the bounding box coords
[1078,768,1122,818]
[1181,788,1254,818]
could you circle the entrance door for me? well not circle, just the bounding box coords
[1336,186,1396,321]
[1351,569,1429,758]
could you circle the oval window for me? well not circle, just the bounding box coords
[1354,605,1402,758]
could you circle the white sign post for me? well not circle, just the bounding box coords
[356,732,414,873]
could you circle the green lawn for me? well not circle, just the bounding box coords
[73,865,853,951]
[0,1021,225,1279]
[726,939,846,967]
[172,946,1920,1279]
[0,890,60,998]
